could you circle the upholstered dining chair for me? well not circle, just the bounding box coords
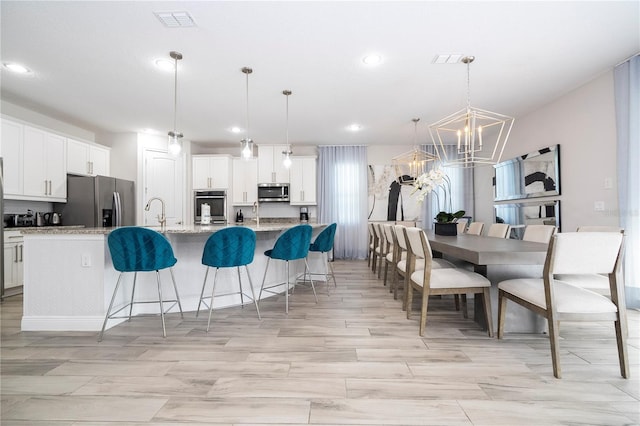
[367,223,375,268]
[497,232,628,379]
[197,227,260,331]
[371,223,384,274]
[456,218,469,234]
[303,223,338,292]
[522,224,556,244]
[554,226,625,296]
[392,224,411,303]
[382,224,400,288]
[259,224,316,314]
[487,223,510,238]
[466,222,484,236]
[100,227,183,341]
[404,227,493,337]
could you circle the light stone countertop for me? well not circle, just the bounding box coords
[19,222,323,235]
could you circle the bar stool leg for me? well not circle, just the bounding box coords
[259,258,271,302]
[328,255,337,287]
[99,272,124,342]
[237,267,245,307]
[169,268,184,318]
[285,261,290,314]
[305,258,318,302]
[244,265,261,320]
[156,271,167,338]
[128,272,138,321]
[196,267,211,318]
[206,268,219,332]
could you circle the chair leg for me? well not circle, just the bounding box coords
[285,261,290,314]
[614,313,629,378]
[206,268,219,332]
[156,271,167,338]
[128,272,138,321]
[402,272,411,311]
[406,282,414,320]
[482,288,493,337]
[98,272,124,342]
[304,258,318,302]
[328,254,337,287]
[237,267,245,308]
[258,258,271,302]
[454,294,460,311]
[244,265,261,320]
[497,290,507,339]
[461,294,468,319]
[547,318,562,378]
[419,289,430,337]
[377,252,383,279]
[383,259,389,287]
[196,267,211,318]
[169,268,183,318]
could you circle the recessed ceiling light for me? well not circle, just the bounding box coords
[142,128,162,135]
[3,62,31,74]
[154,58,175,71]
[362,54,383,66]
[230,126,243,134]
[347,124,362,132]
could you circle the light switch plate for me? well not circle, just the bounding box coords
[594,201,605,211]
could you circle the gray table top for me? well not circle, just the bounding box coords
[425,230,549,266]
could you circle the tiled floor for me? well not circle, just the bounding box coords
[1,260,639,425]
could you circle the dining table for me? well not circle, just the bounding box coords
[424,230,550,332]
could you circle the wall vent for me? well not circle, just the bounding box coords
[154,11,196,28]
[433,54,463,64]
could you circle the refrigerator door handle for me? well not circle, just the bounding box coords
[112,192,122,227]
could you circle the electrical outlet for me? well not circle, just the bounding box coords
[594,201,605,211]
[604,177,613,189]
[81,254,92,267]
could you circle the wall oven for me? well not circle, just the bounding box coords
[194,190,226,224]
[257,183,289,202]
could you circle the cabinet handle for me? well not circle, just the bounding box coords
[87,161,91,174]
[19,244,23,262]
[90,161,94,174]
[15,245,19,263]
[49,180,52,195]
[272,171,276,183]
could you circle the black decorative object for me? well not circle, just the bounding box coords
[435,222,458,236]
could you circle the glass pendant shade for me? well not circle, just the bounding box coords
[168,130,183,156]
[241,138,253,159]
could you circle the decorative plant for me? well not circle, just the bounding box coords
[411,167,465,223]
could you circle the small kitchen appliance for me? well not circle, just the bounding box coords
[201,203,211,225]
[299,207,309,223]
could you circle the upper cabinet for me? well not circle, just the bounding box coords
[22,126,67,201]
[257,144,290,184]
[1,118,24,196]
[67,138,110,176]
[231,157,258,206]
[289,156,317,205]
[2,118,66,202]
[193,155,231,189]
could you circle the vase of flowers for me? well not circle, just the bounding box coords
[411,167,465,235]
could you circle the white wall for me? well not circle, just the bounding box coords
[474,70,620,233]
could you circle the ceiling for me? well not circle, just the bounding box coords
[1,1,638,149]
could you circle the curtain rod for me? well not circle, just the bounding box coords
[615,52,640,68]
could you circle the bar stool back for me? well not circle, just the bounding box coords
[100,227,183,341]
[197,227,260,331]
[304,223,338,291]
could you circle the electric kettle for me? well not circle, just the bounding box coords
[52,213,61,225]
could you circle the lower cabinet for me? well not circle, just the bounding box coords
[3,231,24,291]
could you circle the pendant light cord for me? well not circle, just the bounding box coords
[286,92,289,150]
[173,55,178,132]
[245,70,250,141]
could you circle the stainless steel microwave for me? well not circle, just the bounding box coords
[257,183,289,202]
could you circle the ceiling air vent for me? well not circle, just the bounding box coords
[154,11,196,28]
[433,54,463,64]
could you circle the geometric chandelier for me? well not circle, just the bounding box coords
[392,118,438,185]
[429,56,514,167]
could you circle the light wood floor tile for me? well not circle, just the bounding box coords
[1,259,638,425]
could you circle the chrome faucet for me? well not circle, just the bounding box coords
[252,201,260,227]
[145,197,166,228]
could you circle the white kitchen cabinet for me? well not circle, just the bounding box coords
[67,138,110,176]
[257,144,290,184]
[22,126,66,201]
[289,156,317,205]
[3,231,24,290]
[231,157,258,205]
[1,118,24,196]
[193,155,230,189]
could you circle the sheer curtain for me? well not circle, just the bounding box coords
[317,145,368,259]
[420,145,474,230]
[614,54,640,308]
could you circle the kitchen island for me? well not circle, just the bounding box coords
[20,223,327,331]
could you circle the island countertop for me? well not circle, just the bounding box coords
[19,222,323,235]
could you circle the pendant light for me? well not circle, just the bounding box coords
[282,90,293,169]
[167,51,183,156]
[240,67,254,159]
[429,56,514,167]
[392,118,437,184]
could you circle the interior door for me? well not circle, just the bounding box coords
[143,149,184,226]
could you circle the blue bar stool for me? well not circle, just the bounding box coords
[302,223,337,292]
[197,227,261,331]
[99,227,183,341]
[259,224,316,313]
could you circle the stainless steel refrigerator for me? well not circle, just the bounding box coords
[61,174,135,227]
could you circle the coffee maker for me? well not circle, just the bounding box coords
[299,207,309,223]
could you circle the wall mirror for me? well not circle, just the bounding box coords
[493,144,560,201]
[495,200,561,239]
